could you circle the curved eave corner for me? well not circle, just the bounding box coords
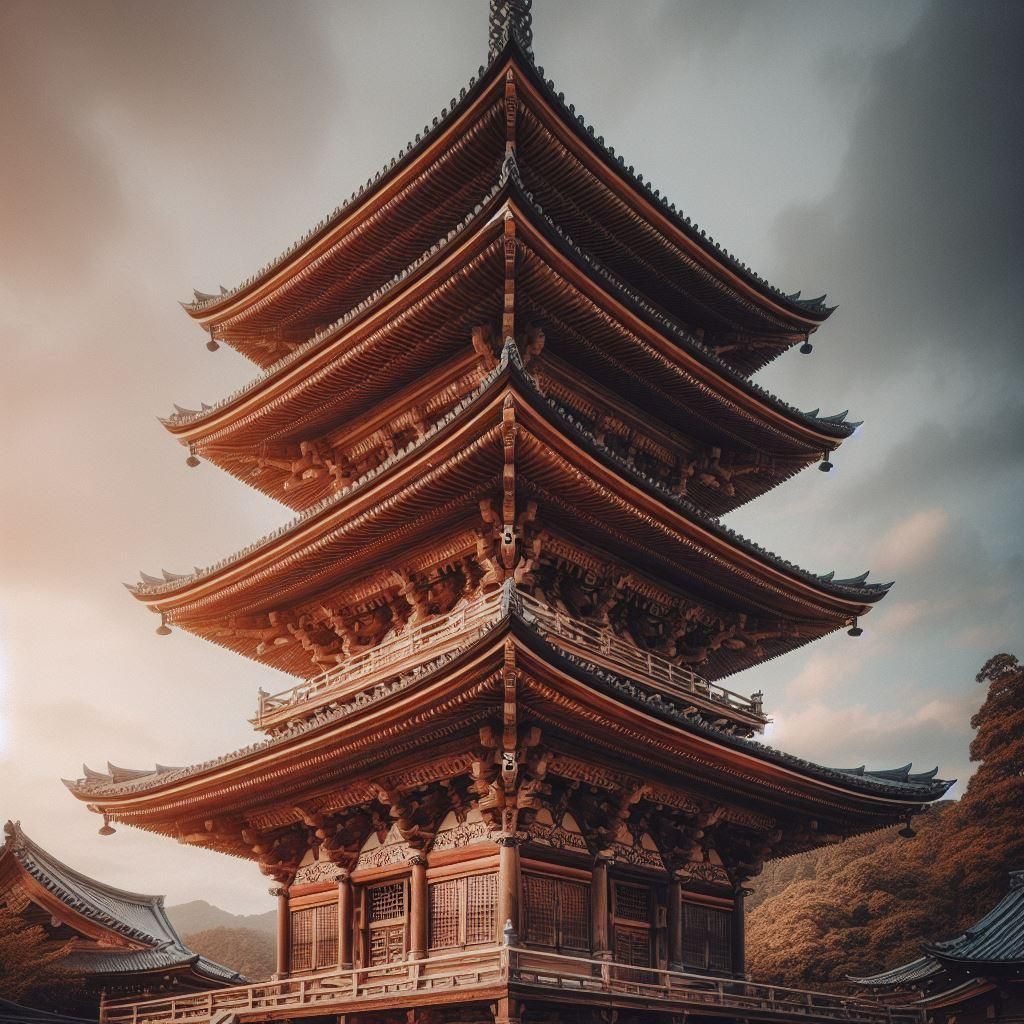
[125,352,891,620]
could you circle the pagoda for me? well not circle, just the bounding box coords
[65,4,952,1023]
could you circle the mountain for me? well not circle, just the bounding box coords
[166,899,276,938]
[181,926,275,980]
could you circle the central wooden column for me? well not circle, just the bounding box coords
[591,854,612,959]
[409,854,428,959]
[271,884,290,978]
[337,869,353,969]
[496,836,521,940]
[669,873,684,967]
[733,886,747,977]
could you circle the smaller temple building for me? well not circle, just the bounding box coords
[0,821,244,1003]
[850,870,1024,1024]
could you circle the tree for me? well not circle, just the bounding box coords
[746,652,1024,988]
[182,926,276,980]
[0,904,84,1009]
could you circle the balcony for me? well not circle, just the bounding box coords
[100,946,922,1024]
[252,582,767,733]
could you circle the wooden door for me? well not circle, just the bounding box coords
[612,882,653,983]
[367,881,407,967]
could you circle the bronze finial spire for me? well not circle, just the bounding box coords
[488,0,533,61]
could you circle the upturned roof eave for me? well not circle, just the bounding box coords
[183,38,832,340]
[182,55,508,328]
[167,180,852,458]
[131,359,886,619]
[63,616,949,821]
[504,45,834,329]
[163,186,511,440]
[503,183,856,445]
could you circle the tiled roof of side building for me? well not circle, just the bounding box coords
[850,871,1024,987]
[0,821,244,984]
[848,956,944,988]
[64,947,244,983]
[185,23,831,329]
[925,870,1024,965]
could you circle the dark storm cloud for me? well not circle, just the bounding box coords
[771,0,1024,382]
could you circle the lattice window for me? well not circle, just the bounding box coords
[524,873,590,953]
[523,874,558,946]
[370,882,405,921]
[290,907,314,972]
[314,903,338,968]
[683,903,732,973]
[614,924,651,967]
[466,872,498,944]
[429,873,498,949]
[289,901,339,972]
[559,880,590,952]
[429,878,461,949]
[614,882,649,923]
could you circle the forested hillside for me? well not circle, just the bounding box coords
[181,927,275,980]
[747,654,1024,988]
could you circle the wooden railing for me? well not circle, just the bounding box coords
[514,589,763,721]
[509,948,924,1024]
[253,582,765,731]
[100,946,923,1024]
[101,946,503,1024]
[252,587,508,729]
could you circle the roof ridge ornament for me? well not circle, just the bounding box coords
[489,0,533,61]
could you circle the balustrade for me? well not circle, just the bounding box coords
[100,945,922,1024]
[253,585,767,730]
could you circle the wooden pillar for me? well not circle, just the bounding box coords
[497,837,521,941]
[669,874,684,968]
[493,995,521,1024]
[733,887,747,977]
[272,885,290,978]
[338,869,353,969]
[591,855,611,958]
[409,855,428,959]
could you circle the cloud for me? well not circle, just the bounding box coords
[768,691,976,786]
[872,508,950,570]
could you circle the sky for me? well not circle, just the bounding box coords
[0,0,1021,916]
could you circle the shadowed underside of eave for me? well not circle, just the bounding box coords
[167,186,854,522]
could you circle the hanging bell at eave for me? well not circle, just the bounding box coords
[898,815,917,839]
[819,452,834,472]
[206,331,220,352]
[186,450,201,468]
[156,612,172,637]
[800,337,813,355]
[847,618,863,638]
[98,815,116,837]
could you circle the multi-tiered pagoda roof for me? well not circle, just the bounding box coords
[65,5,951,1022]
